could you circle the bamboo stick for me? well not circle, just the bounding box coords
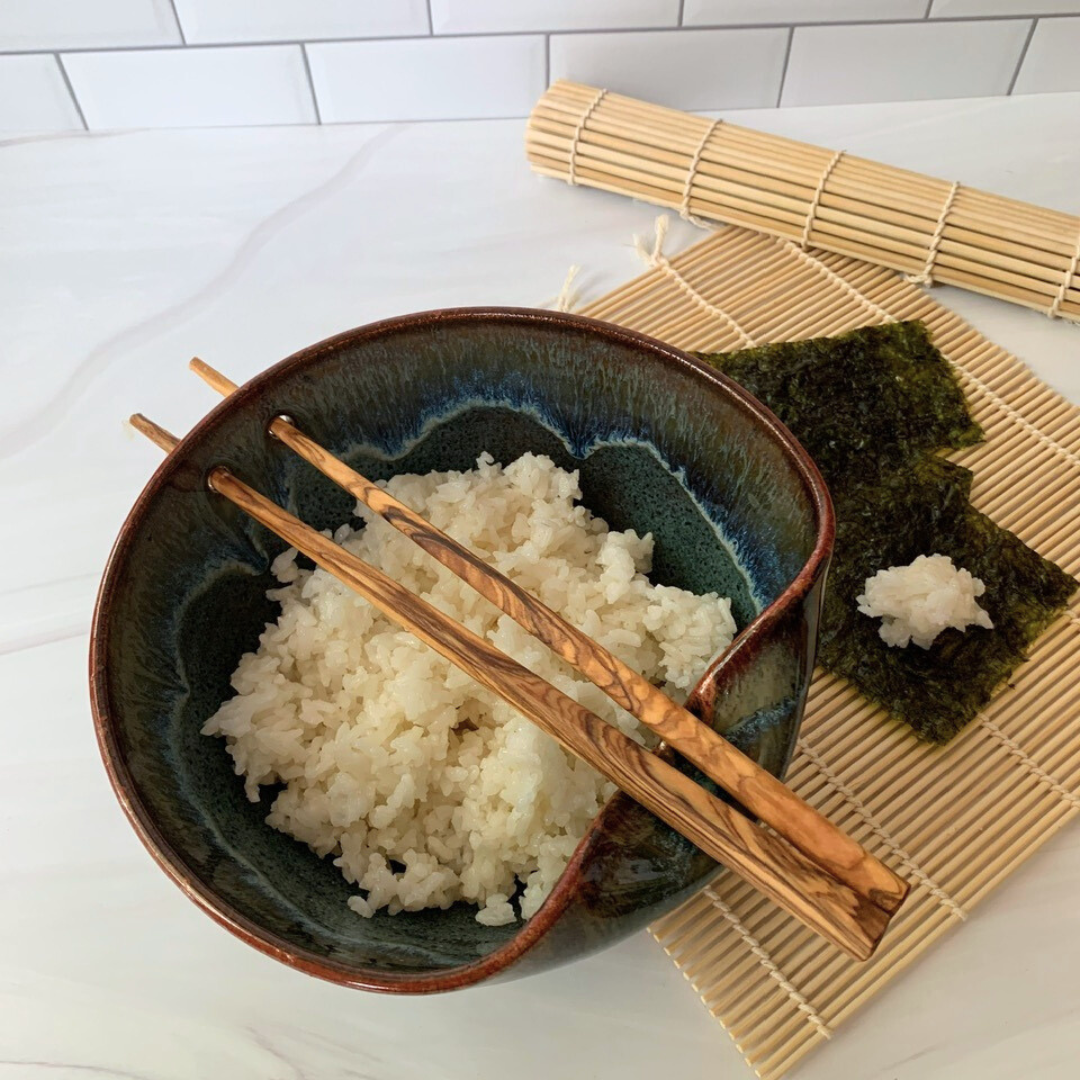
[529,81,1080,322]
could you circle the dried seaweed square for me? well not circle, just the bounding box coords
[698,323,1077,742]
[706,322,983,486]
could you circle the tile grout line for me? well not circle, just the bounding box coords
[299,43,322,125]
[677,0,687,27]
[776,25,794,108]
[166,0,187,45]
[2,13,1080,57]
[53,53,88,131]
[924,0,935,18]
[424,0,434,36]
[544,33,550,87]
[12,73,1077,134]
[1007,18,1039,96]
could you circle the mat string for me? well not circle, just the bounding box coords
[1049,226,1080,320]
[801,149,845,250]
[981,718,1080,810]
[702,887,833,1041]
[783,240,895,325]
[680,119,724,230]
[785,241,1080,471]
[905,180,960,287]
[797,739,967,920]
[635,227,1080,472]
[567,88,608,187]
[635,216,756,347]
[952,363,1080,472]
[613,224,1080,477]
[553,264,581,312]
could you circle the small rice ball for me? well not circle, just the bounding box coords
[857,553,992,650]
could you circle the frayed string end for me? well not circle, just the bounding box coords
[553,264,581,313]
[634,214,670,268]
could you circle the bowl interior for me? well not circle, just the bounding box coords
[96,311,821,979]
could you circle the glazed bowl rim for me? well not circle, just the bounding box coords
[89,306,835,993]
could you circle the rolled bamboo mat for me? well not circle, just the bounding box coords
[528,81,1080,324]
[576,222,1080,1079]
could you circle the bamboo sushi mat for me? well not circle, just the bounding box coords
[578,222,1080,1079]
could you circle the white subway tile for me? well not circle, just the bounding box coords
[431,0,679,34]
[931,1,1080,16]
[782,19,1032,106]
[173,0,429,45]
[0,0,179,51]
[550,28,789,110]
[0,55,82,133]
[307,36,546,122]
[62,45,316,129]
[685,0,926,25]
[1012,16,1080,93]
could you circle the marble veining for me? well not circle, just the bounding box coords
[3,94,1080,1079]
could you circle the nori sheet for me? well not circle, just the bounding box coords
[698,322,1077,743]
[711,320,984,485]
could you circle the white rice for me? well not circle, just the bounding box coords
[857,553,993,650]
[204,453,736,926]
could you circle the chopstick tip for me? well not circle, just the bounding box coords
[129,413,179,453]
[189,357,239,396]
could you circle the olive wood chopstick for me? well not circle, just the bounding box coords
[129,411,891,960]
[190,358,909,917]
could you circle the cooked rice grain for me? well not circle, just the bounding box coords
[204,453,735,925]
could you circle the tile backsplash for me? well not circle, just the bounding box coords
[1,0,1079,132]
[549,28,791,111]
[63,45,316,129]
[172,0,429,46]
[781,18,1033,105]
[308,36,547,122]
[0,0,180,52]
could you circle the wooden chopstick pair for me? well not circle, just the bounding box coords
[131,364,908,960]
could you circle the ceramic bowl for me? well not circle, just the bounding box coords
[90,308,833,992]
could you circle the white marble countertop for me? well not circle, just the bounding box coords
[3,93,1080,1080]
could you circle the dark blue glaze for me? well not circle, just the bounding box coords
[91,309,831,992]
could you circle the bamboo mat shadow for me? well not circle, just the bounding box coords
[577,224,1080,1080]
